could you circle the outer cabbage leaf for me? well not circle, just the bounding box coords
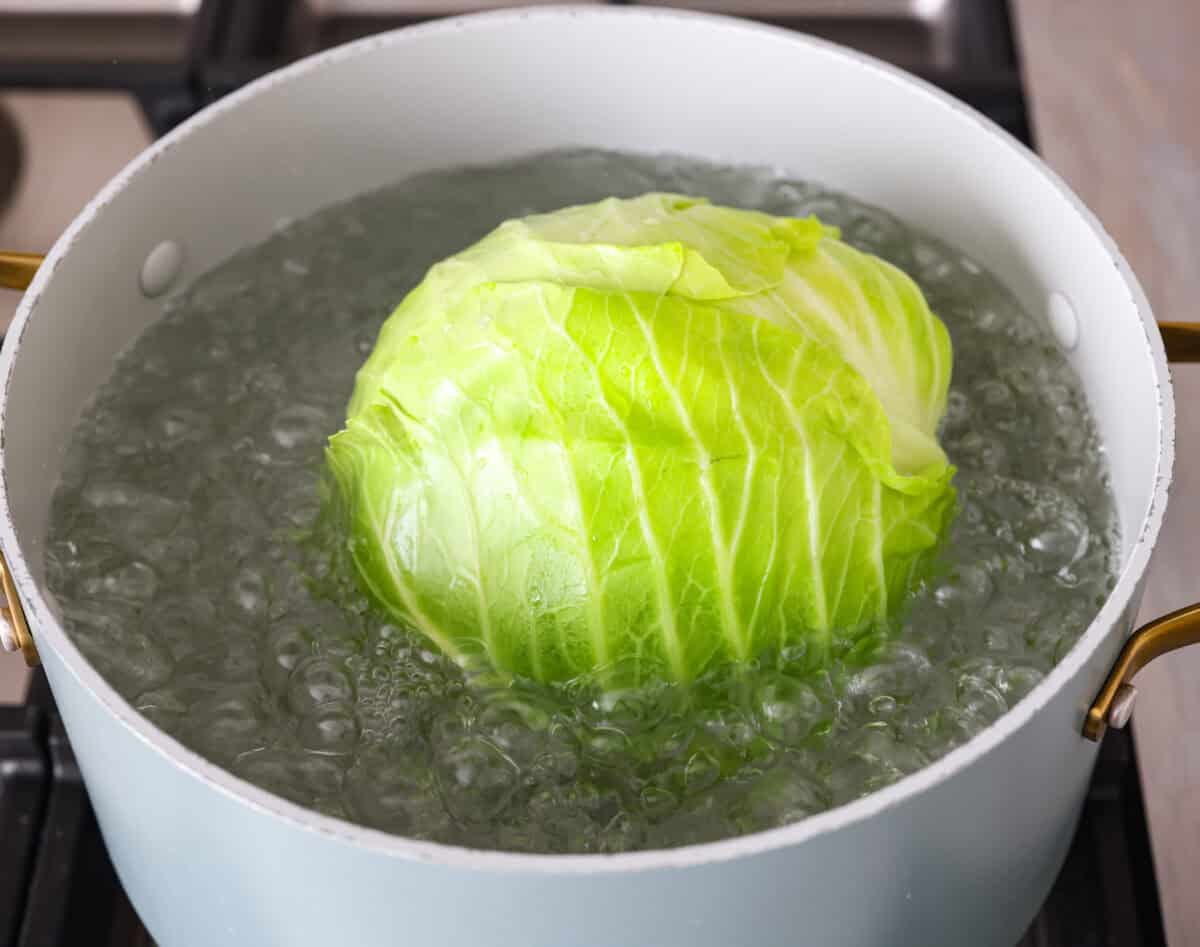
[328,194,956,684]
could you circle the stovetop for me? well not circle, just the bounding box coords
[0,2,1166,945]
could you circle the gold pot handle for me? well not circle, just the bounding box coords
[1084,322,1200,738]
[1160,322,1200,361]
[1083,603,1200,741]
[0,251,43,292]
[0,553,38,667]
[0,253,43,665]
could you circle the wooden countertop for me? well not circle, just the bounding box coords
[1013,1,1200,942]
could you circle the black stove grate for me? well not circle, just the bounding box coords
[0,0,1034,145]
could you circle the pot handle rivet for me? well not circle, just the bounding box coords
[1048,292,1079,351]
[0,611,17,654]
[1084,602,1200,741]
[140,240,184,298]
[0,552,38,667]
[1106,683,1137,730]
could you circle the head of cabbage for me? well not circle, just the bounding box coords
[327,194,956,686]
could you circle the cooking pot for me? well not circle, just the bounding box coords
[1,9,1198,946]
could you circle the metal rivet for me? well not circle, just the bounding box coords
[1108,683,1138,729]
[139,240,184,298]
[1048,292,1079,351]
[0,612,16,653]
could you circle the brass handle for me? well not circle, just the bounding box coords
[0,553,38,667]
[0,252,45,665]
[1161,322,1200,362]
[0,251,42,292]
[1083,322,1200,738]
[1084,603,1200,741]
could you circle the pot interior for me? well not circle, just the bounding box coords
[1,9,1165,689]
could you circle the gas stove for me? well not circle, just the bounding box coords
[0,2,1165,945]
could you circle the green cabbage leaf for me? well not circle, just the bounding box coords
[327,194,956,685]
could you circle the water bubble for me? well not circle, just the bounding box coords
[972,380,1017,423]
[148,594,218,661]
[529,738,579,785]
[581,724,632,767]
[81,629,172,697]
[135,688,187,732]
[189,686,268,761]
[636,717,694,766]
[84,484,182,542]
[139,530,202,571]
[524,785,605,852]
[1027,519,1089,573]
[956,674,1008,725]
[753,674,827,747]
[599,811,646,852]
[638,784,679,821]
[589,682,674,733]
[847,643,931,701]
[151,405,212,445]
[788,194,845,222]
[230,567,269,618]
[247,365,288,398]
[292,599,361,645]
[767,180,822,212]
[683,750,722,793]
[933,706,989,751]
[843,209,907,258]
[435,737,519,822]
[178,639,260,685]
[235,749,344,806]
[931,564,993,610]
[261,626,313,695]
[288,657,355,715]
[941,389,969,437]
[264,468,322,529]
[427,706,470,746]
[476,692,553,765]
[299,705,361,755]
[995,665,1046,704]
[270,404,331,452]
[81,561,158,602]
[182,368,225,400]
[757,772,830,829]
[345,755,445,836]
[650,790,737,848]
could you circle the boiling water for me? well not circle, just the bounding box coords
[45,150,1117,852]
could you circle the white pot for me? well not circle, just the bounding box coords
[0,9,1185,946]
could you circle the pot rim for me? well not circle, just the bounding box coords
[0,5,1172,876]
